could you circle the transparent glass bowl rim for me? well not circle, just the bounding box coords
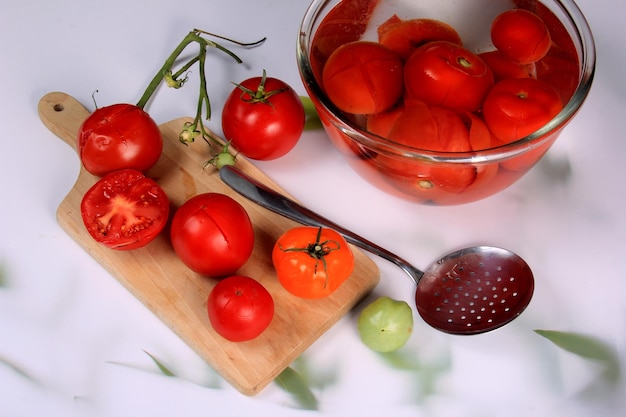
[296,0,596,164]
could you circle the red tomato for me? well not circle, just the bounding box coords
[478,50,537,81]
[222,72,305,161]
[383,101,477,193]
[207,275,274,342]
[272,226,354,299]
[482,78,563,144]
[170,193,254,277]
[388,100,473,152]
[78,104,163,177]
[310,0,381,81]
[322,41,404,115]
[491,9,551,64]
[404,41,494,112]
[366,104,405,138]
[80,169,169,250]
[378,16,463,60]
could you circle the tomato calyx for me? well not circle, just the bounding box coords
[278,227,342,288]
[232,69,288,107]
[205,142,237,169]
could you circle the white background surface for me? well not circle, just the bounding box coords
[1,0,625,416]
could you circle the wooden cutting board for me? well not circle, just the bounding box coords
[37,92,380,396]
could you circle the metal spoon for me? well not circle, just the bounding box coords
[220,166,534,335]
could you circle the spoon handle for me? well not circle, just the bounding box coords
[220,166,423,285]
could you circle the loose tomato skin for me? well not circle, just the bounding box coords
[272,226,355,299]
[222,75,305,161]
[207,275,274,342]
[482,77,563,144]
[491,9,551,64]
[404,41,494,112]
[78,104,163,177]
[378,16,463,60]
[322,41,404,114]
[80,169,169,250]
[170,193,254,277]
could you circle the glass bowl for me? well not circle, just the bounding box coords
[297,0,595,205]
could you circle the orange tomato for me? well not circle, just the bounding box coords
[272,226,354,299]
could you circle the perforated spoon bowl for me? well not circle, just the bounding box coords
[220,166,534,335]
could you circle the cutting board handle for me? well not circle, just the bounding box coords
[38,92,90,152]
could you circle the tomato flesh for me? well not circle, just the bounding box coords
[207,275,274,342]
[80,169,169,250]
[78,104,163,177]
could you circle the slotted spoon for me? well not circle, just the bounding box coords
[220,166,534,335]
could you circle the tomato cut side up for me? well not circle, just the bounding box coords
[207,275,274,342]
[170,193,254,277]
[80,169,170,250]
[273,226,355,299]
[78,103,163,177]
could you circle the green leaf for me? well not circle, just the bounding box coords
[0,355,38,383]
[535,330,621,382]
[143,350,176,377]
[300,96,322,131]
[274,366,318,410]
[0,262,7,288]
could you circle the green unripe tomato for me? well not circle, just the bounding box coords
[357,296,413,353]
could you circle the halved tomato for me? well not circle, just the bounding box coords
[80,169,169,250]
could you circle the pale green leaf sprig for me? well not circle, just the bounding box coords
[300,96,322,131]
[107,350,222,389]
[274,356,339,410]
[535,329,621,383]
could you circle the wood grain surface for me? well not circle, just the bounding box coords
[37,92,380,396]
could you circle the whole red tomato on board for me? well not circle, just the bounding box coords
[322,41,404,115]
[80,169,169,250]
[272,226,354,299]
[491,9,551,64]
[482,77,563,144]
[404,41,494,112]
[170,193,254,277]
[207,275,274,342]
[221,71,305,161]
[78,104,163,177]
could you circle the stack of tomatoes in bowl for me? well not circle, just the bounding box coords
[298,0,595,205]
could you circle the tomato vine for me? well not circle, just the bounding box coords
[135,28,265,166]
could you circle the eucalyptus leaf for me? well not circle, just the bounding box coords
[0,355,38,383]
[535,330,621,382]
[143,350,176,377]
[0,262,7,287]
[274,366,318,410]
